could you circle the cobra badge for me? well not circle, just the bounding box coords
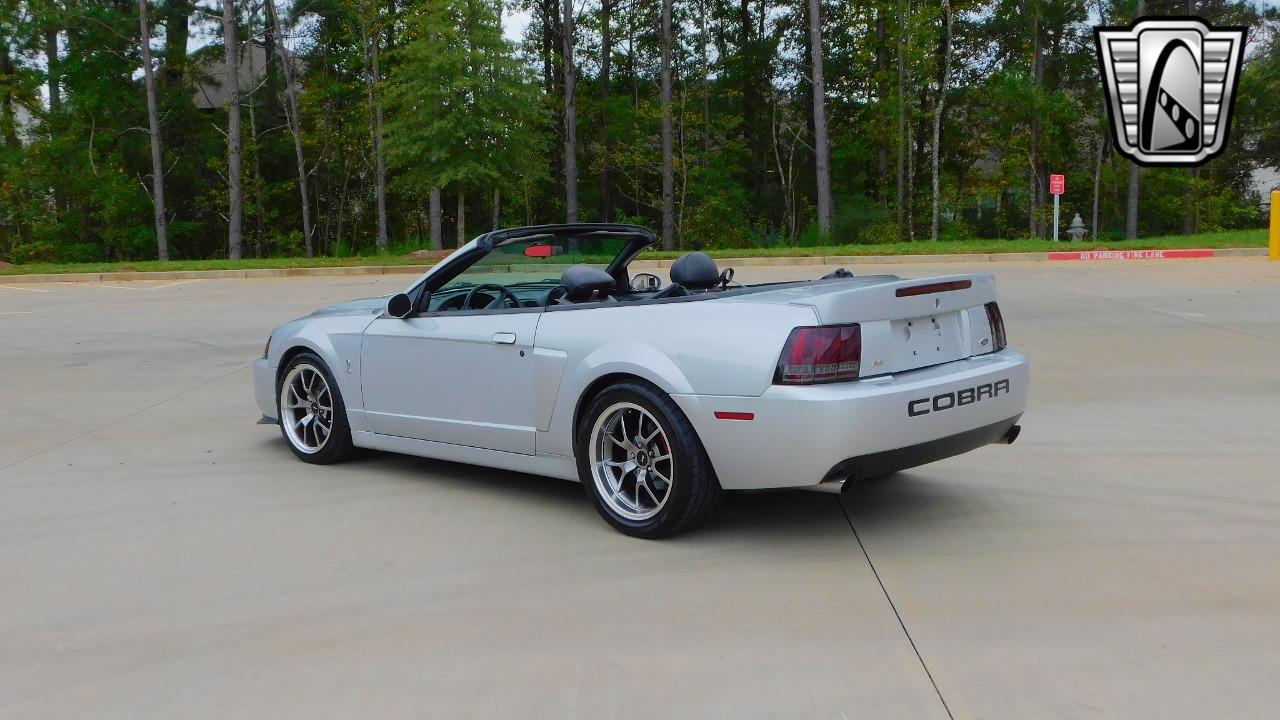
[1095,17,1246,167]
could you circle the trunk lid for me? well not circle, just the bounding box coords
[744,274,998,376]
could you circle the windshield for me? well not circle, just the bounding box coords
[437,234,630,294]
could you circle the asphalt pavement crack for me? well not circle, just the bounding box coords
[838,497,955,720]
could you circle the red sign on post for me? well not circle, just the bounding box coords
[1050,174,1065,195]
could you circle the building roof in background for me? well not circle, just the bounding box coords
[192,41,301,111]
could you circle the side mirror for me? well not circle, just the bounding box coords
[387,292,414,319]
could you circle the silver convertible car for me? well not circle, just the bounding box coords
[254,224,1028,537]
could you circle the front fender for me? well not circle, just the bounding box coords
[266,315,376,432]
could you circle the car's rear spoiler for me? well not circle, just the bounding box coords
[786,274,998,324]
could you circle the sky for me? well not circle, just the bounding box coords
[504,8,532,44]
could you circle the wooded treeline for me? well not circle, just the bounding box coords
[1,0,1277,262]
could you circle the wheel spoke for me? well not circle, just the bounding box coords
[640,482,660,507]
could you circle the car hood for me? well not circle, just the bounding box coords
[308,295,390,318]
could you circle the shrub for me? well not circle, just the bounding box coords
[858,221,901,245]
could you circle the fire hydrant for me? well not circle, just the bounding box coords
[1067,213,1088,242]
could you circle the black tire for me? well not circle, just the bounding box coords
[276,352,356,464]
[576,381,722,538]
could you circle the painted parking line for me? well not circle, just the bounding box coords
[0,311,36,315]
[1048,248,1216,261]
[147,279,202,289]
[67,279,204,291]
[0,284,55,293]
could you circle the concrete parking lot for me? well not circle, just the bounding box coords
[2,258,1278,719]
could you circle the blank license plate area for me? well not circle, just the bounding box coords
[889,312,966,372]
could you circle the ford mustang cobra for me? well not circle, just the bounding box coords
[253,224,1029,538]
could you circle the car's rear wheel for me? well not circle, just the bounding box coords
[277,352,355,464]
[577,382,722,538]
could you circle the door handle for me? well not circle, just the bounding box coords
[492,332,517,345]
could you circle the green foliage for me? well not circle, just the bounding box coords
[858,221,902,246]
[1,0,1276,264]
[383,0,544,200]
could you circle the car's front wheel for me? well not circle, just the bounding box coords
[577,382,722,538]
[277,352,356,464]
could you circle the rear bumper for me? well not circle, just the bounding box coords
[816,416,1021,492]
[671,348,1029,490]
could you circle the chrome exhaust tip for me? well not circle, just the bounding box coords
[810,472,858,494]
[997,424,1021,445]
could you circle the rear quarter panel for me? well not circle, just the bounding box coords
[532,298,818,457]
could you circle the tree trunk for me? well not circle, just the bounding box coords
[45,27,61,115]
[267,0,314,256]
[896,0,906,236]
[562,0,578,222]
[1125,163,1139,239]
[138,0,169,261]
[808,0,833,237]
[1182,168,1198,234]
[245,0,266,256]
[930,0,951,242]
[875,12,888,205]
[429,187,443,249]
[456,189,466,247]
[492,187,501,230]
[660,0,675,250]
[1029,1,1042,239]
[0,47,18,148]
[738,0,757,203]
[599,0,612,221]
[1182,0,1196,236]
[699,0,710,160]
[44,23,67,213]
[1126,0,1142,241]
[366,24,388,252]
[1092,135,1104,240]
[223,0,243,259]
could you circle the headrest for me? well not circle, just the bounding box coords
[669,251,720,290]
[560,265,616,302]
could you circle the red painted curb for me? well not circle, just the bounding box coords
[1048,248,1215,261]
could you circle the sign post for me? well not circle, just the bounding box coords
[1049,174,1065,242]
[1271,190,1279,261]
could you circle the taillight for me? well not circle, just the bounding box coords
[775,324,861,385]
[985,302,1006,352]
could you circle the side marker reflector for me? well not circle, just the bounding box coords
[714,411,755,421]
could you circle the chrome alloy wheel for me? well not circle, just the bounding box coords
[279,363,334,454]
[587,402,675,521]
